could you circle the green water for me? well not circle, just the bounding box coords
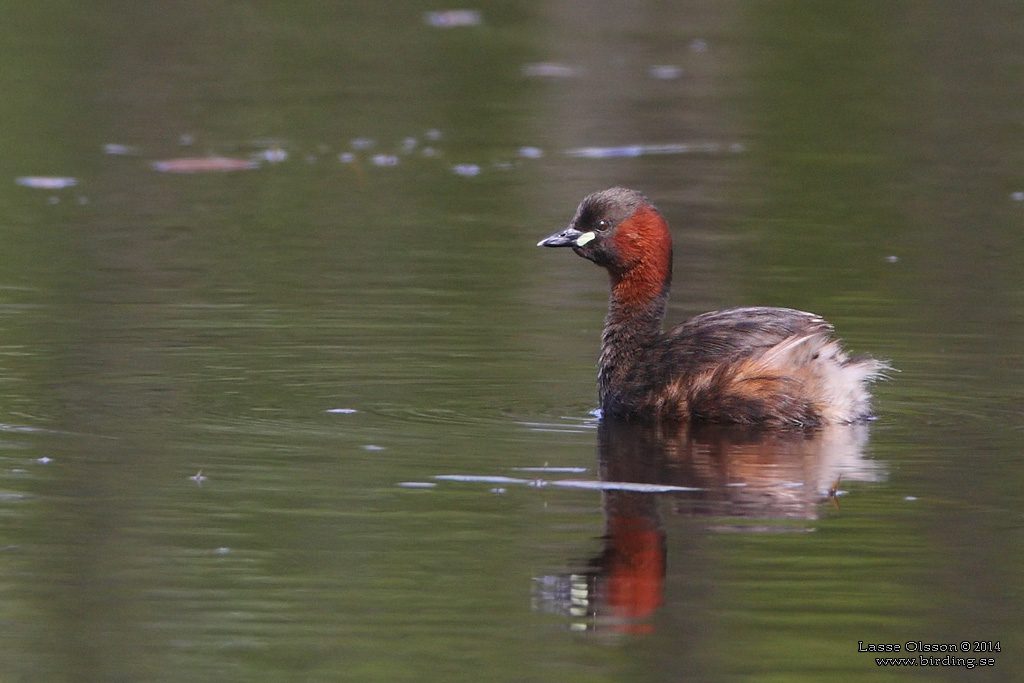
[0,1,1021,681]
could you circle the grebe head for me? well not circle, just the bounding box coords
[538,187,673,292]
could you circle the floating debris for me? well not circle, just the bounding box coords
[37,456,52,464]
[424,9,482,28]
[103,143,141,156]
[434,473,701,493]
[452,163,481,177]
[904,495,918,502]
[885,255,900,263]
[518,419,595,434]
[350,137,375,150]
[0,423,46,433]
[152,157,258,173]
[564,142,735,159]
[15,176,78,189]
[517,146,544,159]
[398,481,438,489]
[1011,191,1024,201]
[326,407,358,414]
[550,479,701,493]
[363,444,385,451]
[338,152,356,164]
[512,466,587,474]
[648,65,683,80]
[436,474,531,485]
[190,470,207,485]
[371,154,399,167]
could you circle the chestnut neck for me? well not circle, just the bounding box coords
[605,264,671,338]
[598,209,673,400]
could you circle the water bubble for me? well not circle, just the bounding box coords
[1011,191,1024,201]
[326,407,358,414]
[350,137,375,150]
[452,163,481,177]
[103,143,140,156]
[371,154,399,167]
[517,146,544,159]
[522,62,583,78]
[338,152,356,164]
[424,9,482,28]
[16,176,78,189]
[564,142,732,159]
[259,147,288,163]
[564,145,643,159]
[152,157,258,173]
[648,65,683,80]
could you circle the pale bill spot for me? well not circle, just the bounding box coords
[575,231,596,246]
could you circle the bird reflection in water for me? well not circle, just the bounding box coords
[532,419,884,634]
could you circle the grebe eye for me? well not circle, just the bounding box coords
[597,219,609,229]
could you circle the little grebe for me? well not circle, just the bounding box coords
[539,187,889,426]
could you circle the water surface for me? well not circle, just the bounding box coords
[0,2,1022,681]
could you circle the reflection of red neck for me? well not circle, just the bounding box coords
[604,515,665,632]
